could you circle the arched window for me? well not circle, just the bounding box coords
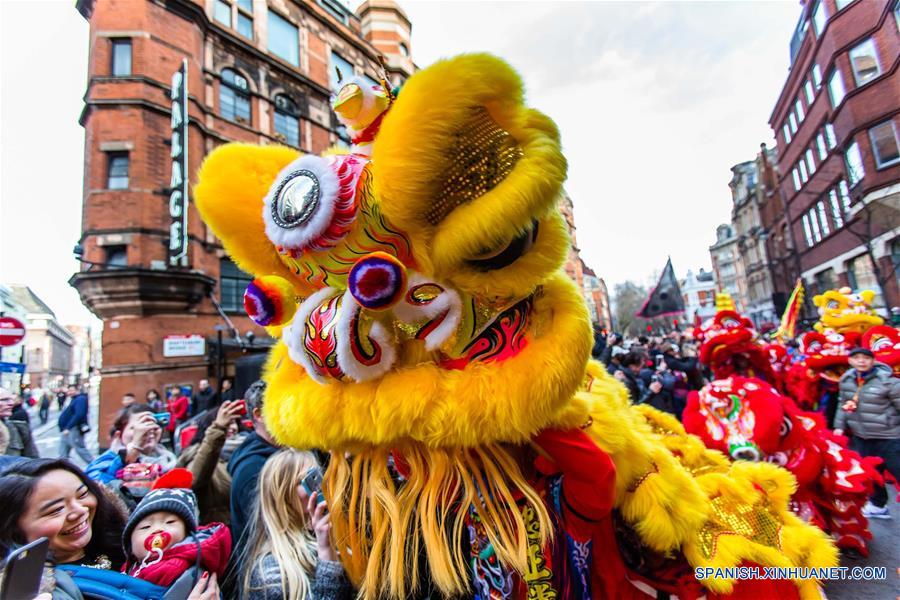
[273,94,299,148]
[220,68,251,124]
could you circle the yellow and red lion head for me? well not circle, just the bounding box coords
[862,325,900,376]
[695,310,777,384]
[812,287,883,334]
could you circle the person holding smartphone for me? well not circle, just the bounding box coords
[176,399,248,525]
[0,458,128,598]
[241,449,352,600]
[84,405,176,507]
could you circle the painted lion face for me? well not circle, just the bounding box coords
[862,325,900,376]
[813,287,883,335]
[195,54,592,450]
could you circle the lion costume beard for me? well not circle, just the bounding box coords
[196,53,837,599]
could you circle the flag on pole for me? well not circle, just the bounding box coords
[775,279,804,341]
[636,258,686,319]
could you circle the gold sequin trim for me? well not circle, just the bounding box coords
[696,494,783,560]
[626,463,659,493]
[427,107,524,225]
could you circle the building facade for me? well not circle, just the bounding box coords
[765,0,899,314]
[6,286,75,391]
[730,155,778,327]
[558,194,612,330]
[681,268,718,324]
[70,0,414,445]
[709,224,747,312]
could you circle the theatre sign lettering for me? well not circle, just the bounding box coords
[169,59,189,267]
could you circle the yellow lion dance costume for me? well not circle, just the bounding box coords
[813,286,883,334]
[196,54,835,600]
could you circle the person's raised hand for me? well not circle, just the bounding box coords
[649,381,663,394]
[214,400,243,429]
[187,572,219,600]
[131,413,161,452]
[306,491,335,562]
[613,370,626,382]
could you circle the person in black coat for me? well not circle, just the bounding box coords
[192,379,218,415]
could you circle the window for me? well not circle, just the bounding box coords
[398,42,409,57]
[268,10,299,66]
[105,245,127,267]
[816,133,828,160]
[798,158,809,182]
[868,120,900,168]
[817,201,830,235]
[829,189,844,227]
[845,140,865,186]
[825,122,837,148]
[808,208,822,242]
[319,0,349,24]
[802,213,814,247]
[107,152,129,189]
[812,0,828,36]
[789,112,798,134]
[792,168,801,191]
[835,0,855,9]
[214,0,231,26]
[812,64,823,90]
[220,258,253,313]
[804,79,815,104]
[847,254,881,296]
[827,68,846,107]
[848,38,881,86]
[795,98,805,122]
[238,12,253,38]
[273,94,300,148]
[220,68,251,123]
[237,0,252,10]
[839,179,852,211]
[815,269,837,293]
[111,39,131,77]
[806,148,816,174]
[330,51,355,92]
[783,124,792,145]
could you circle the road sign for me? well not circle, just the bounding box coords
[0,317,26,347]
[163,334,206,357]
[0,361,25,374]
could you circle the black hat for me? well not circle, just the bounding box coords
[122,468,198,557]
[848,347,874,358]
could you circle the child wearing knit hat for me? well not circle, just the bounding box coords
[122,468,231,587]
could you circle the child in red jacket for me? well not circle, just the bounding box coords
[121,469,231,587]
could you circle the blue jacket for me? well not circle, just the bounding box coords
[58,393,89,430]
[85,449,124,484]
[227,432,279,546]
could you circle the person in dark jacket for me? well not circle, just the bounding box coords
[0,387,38,458]
[220,379,235,404]
[834,347,900,520]
[58,384,93,463]
[228,380,280,547]
[39,391,51,424]
[193,379,218,415]
[614,352,645,403]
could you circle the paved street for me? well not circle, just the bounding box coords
[826,499,900,599]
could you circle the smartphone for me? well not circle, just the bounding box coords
[1,537,49,600]
[301,467,326,504]
[234,400,247,417]
[152,412,171,427]
[655,355,665,370]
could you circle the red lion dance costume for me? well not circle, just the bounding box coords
[684,376,881,555]
[195,54,838,599]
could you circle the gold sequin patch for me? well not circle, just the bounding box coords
[427,107,524,225]
[697,494,783,560]
[627,463,659,493]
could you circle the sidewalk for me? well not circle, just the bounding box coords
[28,395,100,469]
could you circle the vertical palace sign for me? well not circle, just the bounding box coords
[169,59,189,267]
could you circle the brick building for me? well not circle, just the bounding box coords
[763,0,899,317]
[558,194,613,330]
[69,0,413,445]
[6,286,75,390]
[709,223,747,312]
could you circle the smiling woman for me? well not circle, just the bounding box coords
[0,459,127,575]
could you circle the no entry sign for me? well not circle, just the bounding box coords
[0,317,26,347]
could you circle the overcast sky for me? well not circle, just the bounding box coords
[0,0,801,325]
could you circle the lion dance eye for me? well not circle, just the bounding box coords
[262,155,358,255]
[779,416,792,437]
